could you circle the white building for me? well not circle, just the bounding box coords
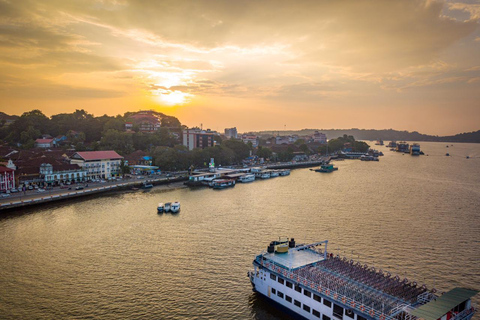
[241,134,259,148]
[312,131,327,144]
[70,151,123,180]
[35,138,54,148]
[275,135,298,145]
[40,163,87,185]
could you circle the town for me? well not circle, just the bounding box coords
[0,109,375,198]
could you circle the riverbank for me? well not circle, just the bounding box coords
[0,175,188,212]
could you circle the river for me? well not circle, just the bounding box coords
[1,142,479,319]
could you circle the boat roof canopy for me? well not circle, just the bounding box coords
[410,288,478,320]
[264,248,325,270]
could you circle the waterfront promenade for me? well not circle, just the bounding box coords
[0,175,187,211]
[0,158,329,211]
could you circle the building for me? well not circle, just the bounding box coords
[39,163,87,185]
[312,131,327,144]
[275,135,297,145]
[127,111,161,133]
[241,134,259,148]
[70,151,123,180]
[183,128,218,150]
[224,127,238,139]
[35,138,54,148]
[0,166,15,192]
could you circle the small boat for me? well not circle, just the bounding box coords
[279,169,290,176]
[141,182,153,189]
[157,203,165,214]
[446,153,450,156]
[170,202,180,213]
[212,179,235,189]
[270,171,280,178]
[466,156,470,159]
[238,174,255,183]
[315,164,338,173]
[164,202,171,212]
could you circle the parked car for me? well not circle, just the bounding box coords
[10,188,19,193]
[28,186,33,190]
[75,186,84,190]
[1,193,11,198]
[37,188,45,192]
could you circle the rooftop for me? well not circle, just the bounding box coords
[72,151,123,161]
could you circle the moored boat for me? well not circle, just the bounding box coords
[157,203,165,213]
[164,202,171,212]
[238,174,255,183]
[170,201,180,213]
[249,238,478,320]
[315,164,338,173]
[212,179,235,189]
[279,169,290,176]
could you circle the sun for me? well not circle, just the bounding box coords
[155,90,192,106]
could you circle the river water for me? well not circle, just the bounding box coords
[1,142,479,319]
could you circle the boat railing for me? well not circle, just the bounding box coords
[261,260,404,320]
[451,307,476,320]
[416,291,436,304]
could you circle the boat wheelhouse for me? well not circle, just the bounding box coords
[410,144,421,156]
[157,203,164,213]
[249,239,477,320]
[315,164,338,173]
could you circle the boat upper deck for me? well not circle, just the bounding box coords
[257,243,432,317]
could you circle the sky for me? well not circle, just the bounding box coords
[0,0,479,135]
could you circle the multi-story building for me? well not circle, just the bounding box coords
[127,111,161,133]
[70,151,123,180]
[241,134,259,148]
[224,127,238,139]
[39,163,87,185]
[312,131,327,144]
[183,128,217,150]
[0,166,15,192]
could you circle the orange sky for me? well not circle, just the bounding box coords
[0,0,479,135]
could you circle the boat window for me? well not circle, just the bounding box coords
[313,309,321,318]
[345,309,354,319]
[323,315,331,320]
[303,304,311,313]
[272,288,276,294]
[286,295,292,303]
[278,277,284,285]
[323,299,332,307]
[294,300,301,308]
[333,304,343,320]
[270,274,276,281]
[277,291,284,299]
[286,281,293,288]
[304,289,311,297]
[295,285,302,293]
[313,294,322,302]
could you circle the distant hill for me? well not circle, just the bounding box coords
[252,128,480,143]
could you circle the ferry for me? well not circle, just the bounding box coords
[410,143,421,156]
[239,174,256,183]
[249,238,478,320]
[170,201,180,213]
[375,139,384,146]
[255,171,271,179]
[212,179,235,189]
[386,141,397,148]
[279,169,291,176]
[270,170,280,178]
[396,142,410,153]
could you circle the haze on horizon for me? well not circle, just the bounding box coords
[0,0,479,136]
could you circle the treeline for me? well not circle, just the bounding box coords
[254,128,480,143]
[0,109,182,151]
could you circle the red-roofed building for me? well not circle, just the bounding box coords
[35,138,54,148]
[0,166,15,192]
[70,151,123,179]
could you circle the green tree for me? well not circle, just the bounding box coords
[100,129,134,155]
[222,139,250,163]
[256,146,273,159]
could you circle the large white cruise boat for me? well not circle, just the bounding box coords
[249,238,477,320]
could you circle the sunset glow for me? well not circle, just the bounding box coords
[0,0,479,134]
